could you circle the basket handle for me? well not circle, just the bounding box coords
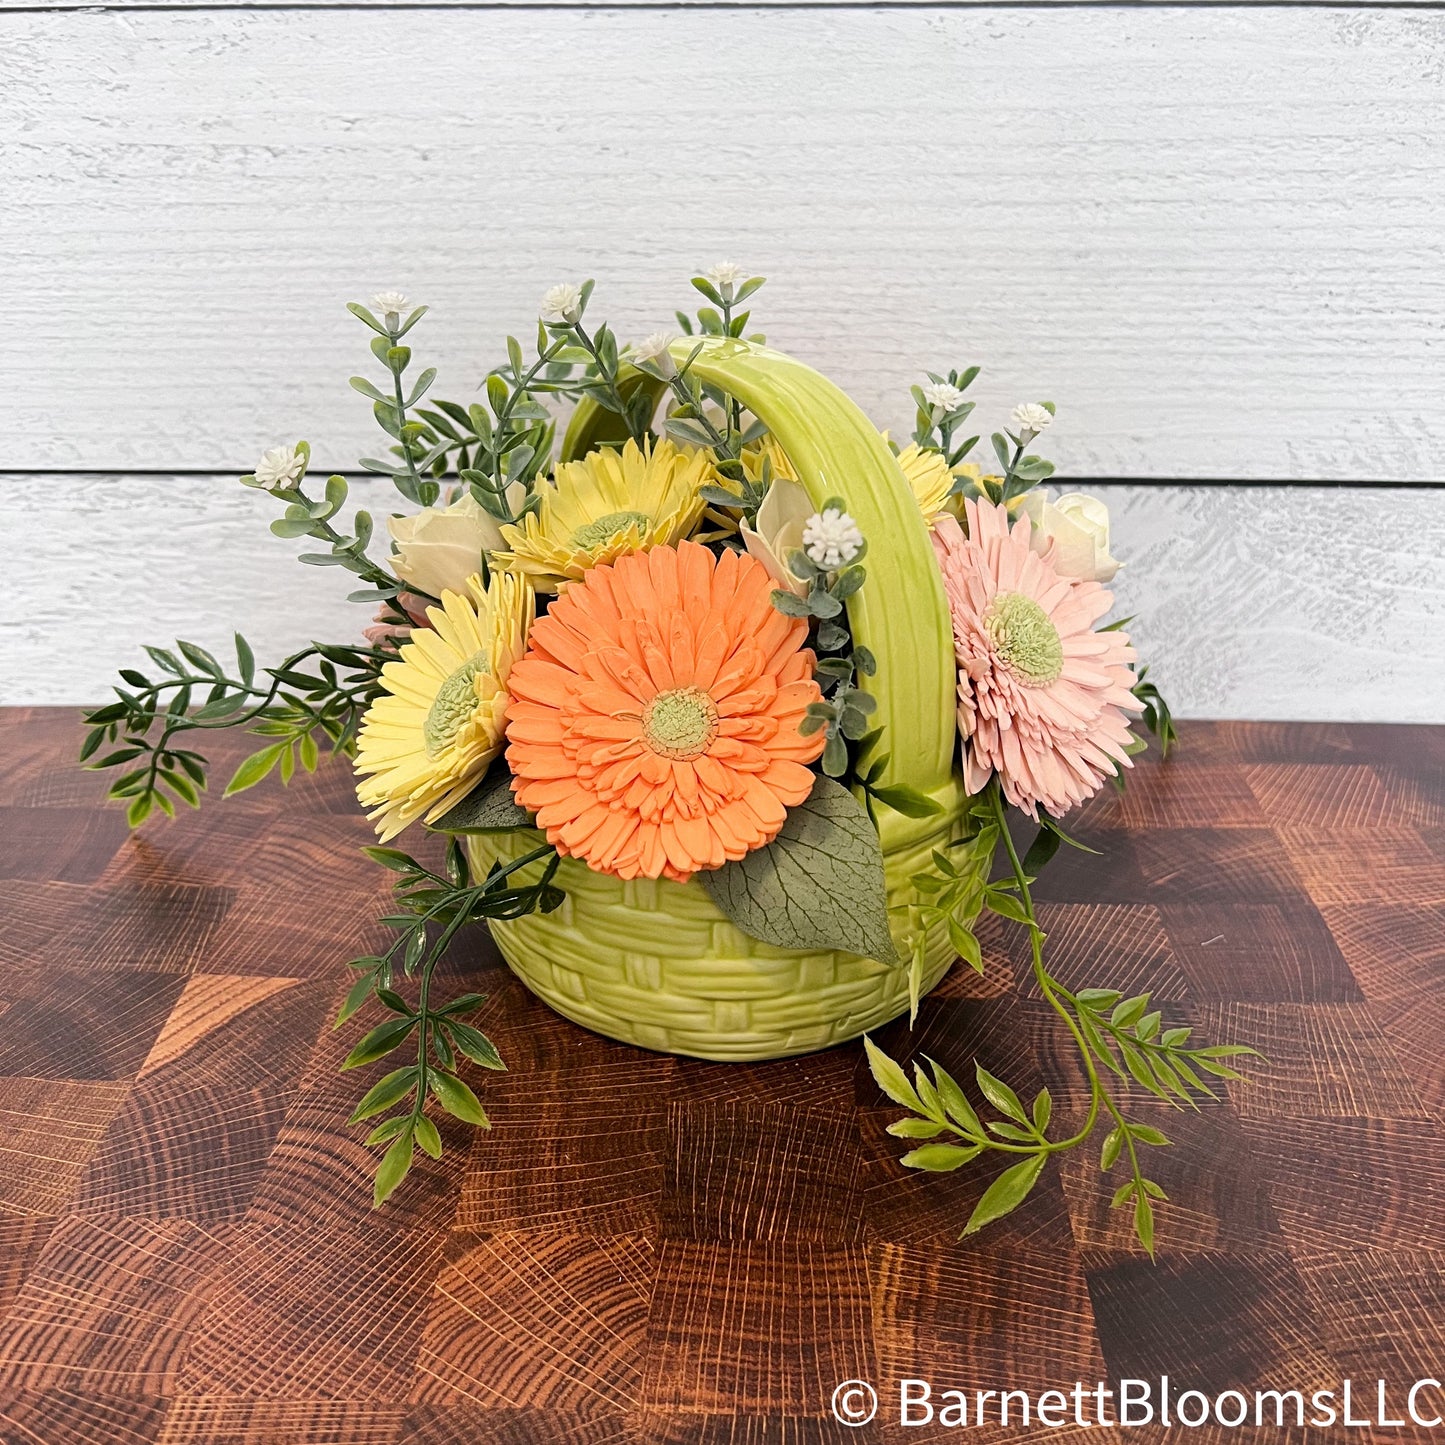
[563,339,958,800]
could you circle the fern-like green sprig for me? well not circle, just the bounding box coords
[338,836,563,1205]
[868,777,1256,1255]
[80,636,388,827]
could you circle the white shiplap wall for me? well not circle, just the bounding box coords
[3,2,1443,715]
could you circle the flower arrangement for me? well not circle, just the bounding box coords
[81,270,1250,1251]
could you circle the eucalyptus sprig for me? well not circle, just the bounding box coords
[911,365,981,471]
[339,834,564,1205]
[541,280,654,448]
[646,268,769,477]
[81,637,388,826]
[240,441,406,605]
[868,777,1255,1254]
[770,518,877,778]
[348,299,446,508]
[981,409,1057,506]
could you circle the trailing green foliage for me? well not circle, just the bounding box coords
[867,777,1256,1255]
[338,835,564,1205]
[80,636,388,827]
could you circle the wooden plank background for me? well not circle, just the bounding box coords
[2,1,1444,713]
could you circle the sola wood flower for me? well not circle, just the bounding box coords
[497,438,710,590]
[354,570,533,841]
[934,498,1142,817]
[505,540,826,882]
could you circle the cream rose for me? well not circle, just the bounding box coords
[1020,489,1120,584]
[387,488,515,599]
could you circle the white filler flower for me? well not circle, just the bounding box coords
[1011,402,1054,436]
[921,381,966,411]
[705,261,746,290]
[803,508,864,570]
[369,290,411,317]
[253,444,305,488]
[630,331,676,365]
[540,283,584,325]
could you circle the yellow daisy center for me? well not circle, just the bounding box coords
[642,687,719,760]
[571,510,652,552]
[986,592,1063,686]
[424,650,490,757]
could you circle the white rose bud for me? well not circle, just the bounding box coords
[1020,489,1120,584]
[387,488,517,599]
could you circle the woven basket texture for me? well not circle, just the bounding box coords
[468,813,983,1061]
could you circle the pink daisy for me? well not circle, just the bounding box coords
[933,498,1144,818]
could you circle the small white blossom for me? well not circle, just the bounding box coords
[369,290,411,317]
[630,331,676,364]
[540,282,584,326]
[921,380,966,412]
[802,508,864,570]
[252,444,305,488]
[1011,402,1054,436]
[705,261,746,297]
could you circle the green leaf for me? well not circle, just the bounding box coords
[414,1115,442,1159]
[1100,1127,1124,1170]
[886,1118,946,1139]
[428,768,532,833]
[1134,1190,1156,1255]
[947,917,983,973]
[1111,994,1150,1028]
[900,1143,984,1172]
[1022,825,1062,874]
[699,775,898,964]
[373,1128,414,1207]
[428,1069,490,1127]
[962,1153,1046,1236]
[447,1022,506,1071]
[863,1036,926,1115]
[342,1016,416,1070]
[365,1117,409,1148]
[362,845,419,873]
[1128,1124,1171,1147]
[347,1067,418,1124]
[1032,1088,1052,1134]
[983,886,1032,927]
[975,1064,1028,1125]
[868,785,943,819]
[335,971,377,1028]
[928,1060,983,1137]
[223,743,284,797]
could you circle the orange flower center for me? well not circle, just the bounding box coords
[641,686,719,761]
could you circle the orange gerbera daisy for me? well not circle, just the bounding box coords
[505,540,826,882]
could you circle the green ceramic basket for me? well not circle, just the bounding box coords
[468,339,984,1061]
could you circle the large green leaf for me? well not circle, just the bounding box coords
[700,775,899,964]
[429,767,531,833]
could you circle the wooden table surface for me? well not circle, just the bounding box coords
[0,709,1442,1444]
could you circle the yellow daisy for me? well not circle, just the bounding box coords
[744,431,967,530]
[896,443,957,527]
[740,434,800,486]
[495,438,711,589]
[354,569,533,841]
